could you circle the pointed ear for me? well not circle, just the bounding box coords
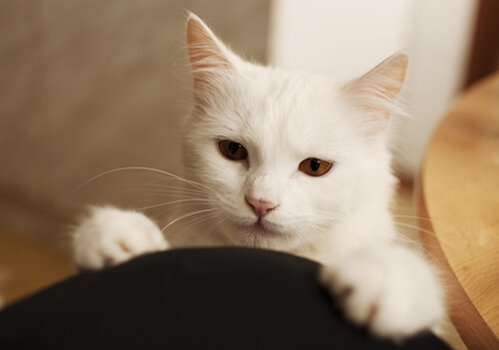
[186,13,240,104]
[344,53,408,123]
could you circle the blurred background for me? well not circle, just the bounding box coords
[0,0,497,340]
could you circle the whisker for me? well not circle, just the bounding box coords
[136,198,216,211]
[394,222,461,253]
[110,189,211,203]
[127,182,211,194]
[118,185,209,194]
[203,215,230,238]
[73,166,211,194]
[176,210,220,231]
[161,208,218,233]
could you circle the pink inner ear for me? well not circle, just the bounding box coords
[345,53,409,121]
[187,18,231,71]
[186,14,235,105]
[371,53,408,100]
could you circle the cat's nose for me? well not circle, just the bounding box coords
[245,196,278,218]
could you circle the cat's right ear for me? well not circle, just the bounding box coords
[343,53,408,132]
[186,13,240,104]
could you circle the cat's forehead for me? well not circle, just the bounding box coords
[221,67,357,158]
[241,66,335,108]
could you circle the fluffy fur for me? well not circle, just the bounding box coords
[72,13,444,339]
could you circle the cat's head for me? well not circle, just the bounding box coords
[181,13,407,251]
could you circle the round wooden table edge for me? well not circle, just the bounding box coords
[419,169,499,350]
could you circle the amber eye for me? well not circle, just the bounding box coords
[218,140,248,161]
[299,158,333,177]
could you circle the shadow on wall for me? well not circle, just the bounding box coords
[0,0,270,241]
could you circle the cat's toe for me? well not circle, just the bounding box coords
[320,258,385,327]
[319,244,445,340]
[72,207,169,270]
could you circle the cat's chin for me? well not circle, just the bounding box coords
[247,222,281,236]
[238,217,287,235]
[225,220,293,249]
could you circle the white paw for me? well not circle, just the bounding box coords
[72,207,169,270]
[319,244,444,339]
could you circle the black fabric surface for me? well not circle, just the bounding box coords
[0,248,450,349]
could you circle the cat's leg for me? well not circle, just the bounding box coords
[72,207,169,270]
[319,243,444,340]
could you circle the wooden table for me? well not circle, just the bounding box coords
[420,73,499,349]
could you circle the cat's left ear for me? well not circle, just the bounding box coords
[344,53,408,128]
[186,13,242,103]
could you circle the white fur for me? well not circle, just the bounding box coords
[320,244,444,339]
[71,13,444,339]
[72,207,168,270]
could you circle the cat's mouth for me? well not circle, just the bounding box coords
[230,215,285,240]
[228,218,294,249]
[246,221,282,236]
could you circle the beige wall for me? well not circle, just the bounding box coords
[0,0,270,239]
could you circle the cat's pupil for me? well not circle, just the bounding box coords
[228,142,240,155]
[310,158,321,172]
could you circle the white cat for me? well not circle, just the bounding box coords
[72,13,444,339]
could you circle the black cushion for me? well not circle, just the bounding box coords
[0,248,450,349]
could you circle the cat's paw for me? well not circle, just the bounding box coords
[319,244,444,339]
[72,207,169,270]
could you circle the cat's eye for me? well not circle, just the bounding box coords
[299,158,333,177]
[218,140,248,161]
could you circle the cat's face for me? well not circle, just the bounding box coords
[181,14,406,251]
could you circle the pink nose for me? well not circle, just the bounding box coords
[245,196,278,218]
